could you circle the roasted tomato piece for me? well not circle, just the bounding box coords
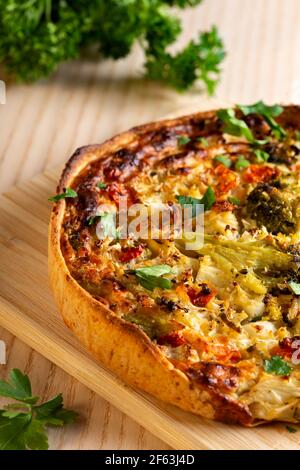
[215,164,238,195]
[187,284,216,307]
[157,331,185,347]
[205,337,241,363]
[119,245,143,262]
[213,200,235,212]
[106,182,136,206]
[244,164,280,183]
[272,336,300,360]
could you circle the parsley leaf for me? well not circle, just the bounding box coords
[97,182,107,189]
[235,155,250,170]
[254,149,269,162]
[0,412,31,450]
[264,356,292,376]
[286,425,298,433]
[0,369,37,404]
[177,135,191,146]
[176,186,215,216]
[23,419,49,451]
[131,265,173,291]
[48,187,77,202]
[197,137,209,147]
[34,394,77,427]
[238,101,286,139]
[217,108,254,142]
[228,196,241,206]
[87,215,102,226]
[213,154,232,168]
[238,101,283,118]
[0,369,77,450]
[289,281,300,295]
[145,25,225,94]
[200,186,216,210]
[176,195,202,218]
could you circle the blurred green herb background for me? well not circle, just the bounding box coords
[0,0,225,94]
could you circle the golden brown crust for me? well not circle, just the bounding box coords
[49,106,300,426]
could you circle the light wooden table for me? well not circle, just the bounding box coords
[1,0,300,450]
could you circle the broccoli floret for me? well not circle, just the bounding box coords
[246,182,296,234]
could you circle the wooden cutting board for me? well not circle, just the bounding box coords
[0,167,299,450]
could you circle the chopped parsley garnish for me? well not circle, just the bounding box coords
[238,101,283,118]
[97,182,107,189]
[238,100,286,139]
[197,137,209,147]
[87,215,102,226]
[214,154,232,168]
[200,186,216,210]
[286,426,298,433]
[48,187,77,202]
[235,155,250,170]
[254,149,269,162]
[176,195,202,218]
[130,265,173,291]
[176,186,216,216]
[264,356,292,376]
[295,130,300,141]
[288,281,300,295]
[0,3,224,94]
[0,369,77,450]
[177,135,191,146]
[228,196,241,206]
[217,108,254,142]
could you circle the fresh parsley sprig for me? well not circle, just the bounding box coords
[264,356,292,376]
[0,369,77,450]
[176,186,216,217]
[217,103,286,146]
[253,149,269,163]
[177,135,191,146]
[129,265,173,291]
[235,155,250,170]
[48,187,77,202]
[213,154,232,168]
[97,182,107,189]
[238,101,286,139]
[228,196,241,206]
[0,1,225,94]
[217,108,254,142]
[197,137,209,147]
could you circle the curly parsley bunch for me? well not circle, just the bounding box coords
[0,0,225,94]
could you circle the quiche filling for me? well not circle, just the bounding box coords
[59,104,300,423]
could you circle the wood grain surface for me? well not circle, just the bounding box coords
[0,0,300,450]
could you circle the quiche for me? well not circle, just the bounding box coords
[49,103,300,426]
